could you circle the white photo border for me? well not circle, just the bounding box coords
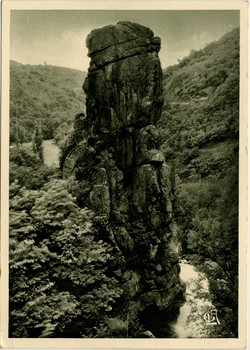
[1,1,248,349]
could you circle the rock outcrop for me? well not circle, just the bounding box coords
[61,21,184,337]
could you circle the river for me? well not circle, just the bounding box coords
[42,139,60,167]
[16,139,60,167]
[173,259,217,338]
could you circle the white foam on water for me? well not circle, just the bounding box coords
[173,261,214,338]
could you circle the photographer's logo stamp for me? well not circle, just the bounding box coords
[203,309,221,325]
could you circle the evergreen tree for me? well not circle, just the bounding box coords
[32,124,43,162]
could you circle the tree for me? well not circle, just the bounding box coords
[32,124,44,162]
[9,179,123,338]
[9,147,56,190]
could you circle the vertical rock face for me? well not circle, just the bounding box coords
[84,21,163,169]
[61,21,184,337]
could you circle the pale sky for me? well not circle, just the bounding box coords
[10,10,239,71]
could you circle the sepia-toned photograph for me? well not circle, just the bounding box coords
[1,1,248,349]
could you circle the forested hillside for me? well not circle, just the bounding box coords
[10,61,86,144]
[159,27,239,174]
[158,27,239,336]
[9,26,240,338]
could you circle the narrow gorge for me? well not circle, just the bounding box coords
[9,17,239,339]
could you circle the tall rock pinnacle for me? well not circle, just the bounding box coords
[84,21,163,169]
[61,21,184,337]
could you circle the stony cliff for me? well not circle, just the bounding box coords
[61,21,184,337]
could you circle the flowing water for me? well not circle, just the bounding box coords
[16,140,60,167]
[173,259,216,338]
[42,139,60,167]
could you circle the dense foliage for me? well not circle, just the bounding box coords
[159,28,239,173]
[9,27,239,338]
[10,61,86,144]
[159,27,239,337]
[9,149,125,337]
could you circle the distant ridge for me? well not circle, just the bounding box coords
[10,59,86,73]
